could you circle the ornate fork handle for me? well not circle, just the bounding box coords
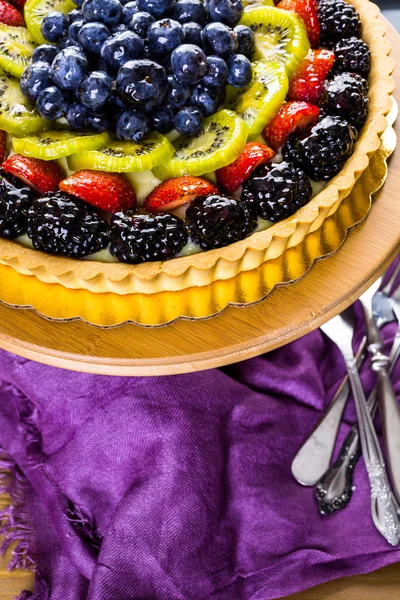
[316,338,400,515]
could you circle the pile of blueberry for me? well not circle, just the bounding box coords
[20,0,255,139]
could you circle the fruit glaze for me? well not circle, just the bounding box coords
[0,0,371,264]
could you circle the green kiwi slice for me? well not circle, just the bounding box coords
[0,69,47,135]
[24,0,76,45]
[239,6,310,76]
[0,25,37,78]
[67,133,175,173]
[153,110,248,181]
[226,60,289,137]
[12,130,111,160]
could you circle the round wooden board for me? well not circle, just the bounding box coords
[0,24,398,376]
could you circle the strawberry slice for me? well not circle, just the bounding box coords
[0,131,7,164]
[263,101,320,150]
[145,176,218,213]
[0,0,24,26]
[289,49,335,104]
[278,0,320,48]
[60,170,136,214]
[216,142,275,194]
[2,155,65,194]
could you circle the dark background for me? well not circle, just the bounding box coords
[378,0,400,31]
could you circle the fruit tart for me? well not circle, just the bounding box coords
[0,0,394,294]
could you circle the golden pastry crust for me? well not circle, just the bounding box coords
[0,0,395,295]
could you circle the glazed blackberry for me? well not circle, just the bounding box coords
[0,172,36,239]
[318,0,361,49]
[110,212,188,263]
[324,72,369,129]
[185,194,257,250]
[241,162,312,223]
[283,115,358,181]
[331,37,371,79]
[27,192,109,258]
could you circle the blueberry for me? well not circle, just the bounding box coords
[108,93,127,111]
[201,22,237,57]
[73,0,84,6]
[78,22,110,54]
[31,44,58,64]
[58,38,84,50]
[234,24,255,59]
[51,47,89,90]
[101,30,144,72]
[66,102,90,129]
[152,105,175,133]
[136,0,174,18]
[20,61,52,102]
[171,43,207,85]
[41,11,69,42]
[82,0,123,26]
[168,74,190,107]
[36,86,70,120]
[227,53,252,87]
[207,0,243,26]
[148,18,184,55]
[182,21,202,46]
[116,59,168,110]
[203,55,227,86]
[115,109,151,140]
[173,0,207,25]
[128,10,155,36]
[78,70,113,108]
[69,8,84,22]
[174,105,202,135]
[111,22,128,32]
[122,0,138,23]
[86,110,110,131]
[190,84,221,116]
[68,18,85,42]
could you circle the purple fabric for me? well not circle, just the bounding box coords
[1,304,400,599]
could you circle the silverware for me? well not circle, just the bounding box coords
[315,267,400,514]
[360,280,400,503]
[320,307,400,547]
[292,266,400,487]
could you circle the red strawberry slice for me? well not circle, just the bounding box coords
[0,130,7,164]
[289,49,335,103]
[263,101,320,150]
[60,170,136,213]
[216,142,275,194]
[145,176,218,213]
[0,0,24,26]
[2,155,65,194]
[278,0,320,48]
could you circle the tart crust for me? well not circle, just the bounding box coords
[0,0,395,295]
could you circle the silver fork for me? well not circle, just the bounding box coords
[291,263,400,488]
[320,307,400,547]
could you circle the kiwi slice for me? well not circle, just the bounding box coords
[0,69,47,135]
[226,60,288,137]
[12,130,111,160]
[153,110,248,181]
[239,6,310,76]
[24,0,76,45]
[0,25,37,78]
[68,133,175,173]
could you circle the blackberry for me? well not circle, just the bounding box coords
[331,37,371,79]
[110,212,188,263]
[241,162,312,223]
[0,171,36,239]
[27,192,109,258]
[318,0,361,49]
[283,115,358,182]
[185,194,257,251]
[324,72,369,129]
